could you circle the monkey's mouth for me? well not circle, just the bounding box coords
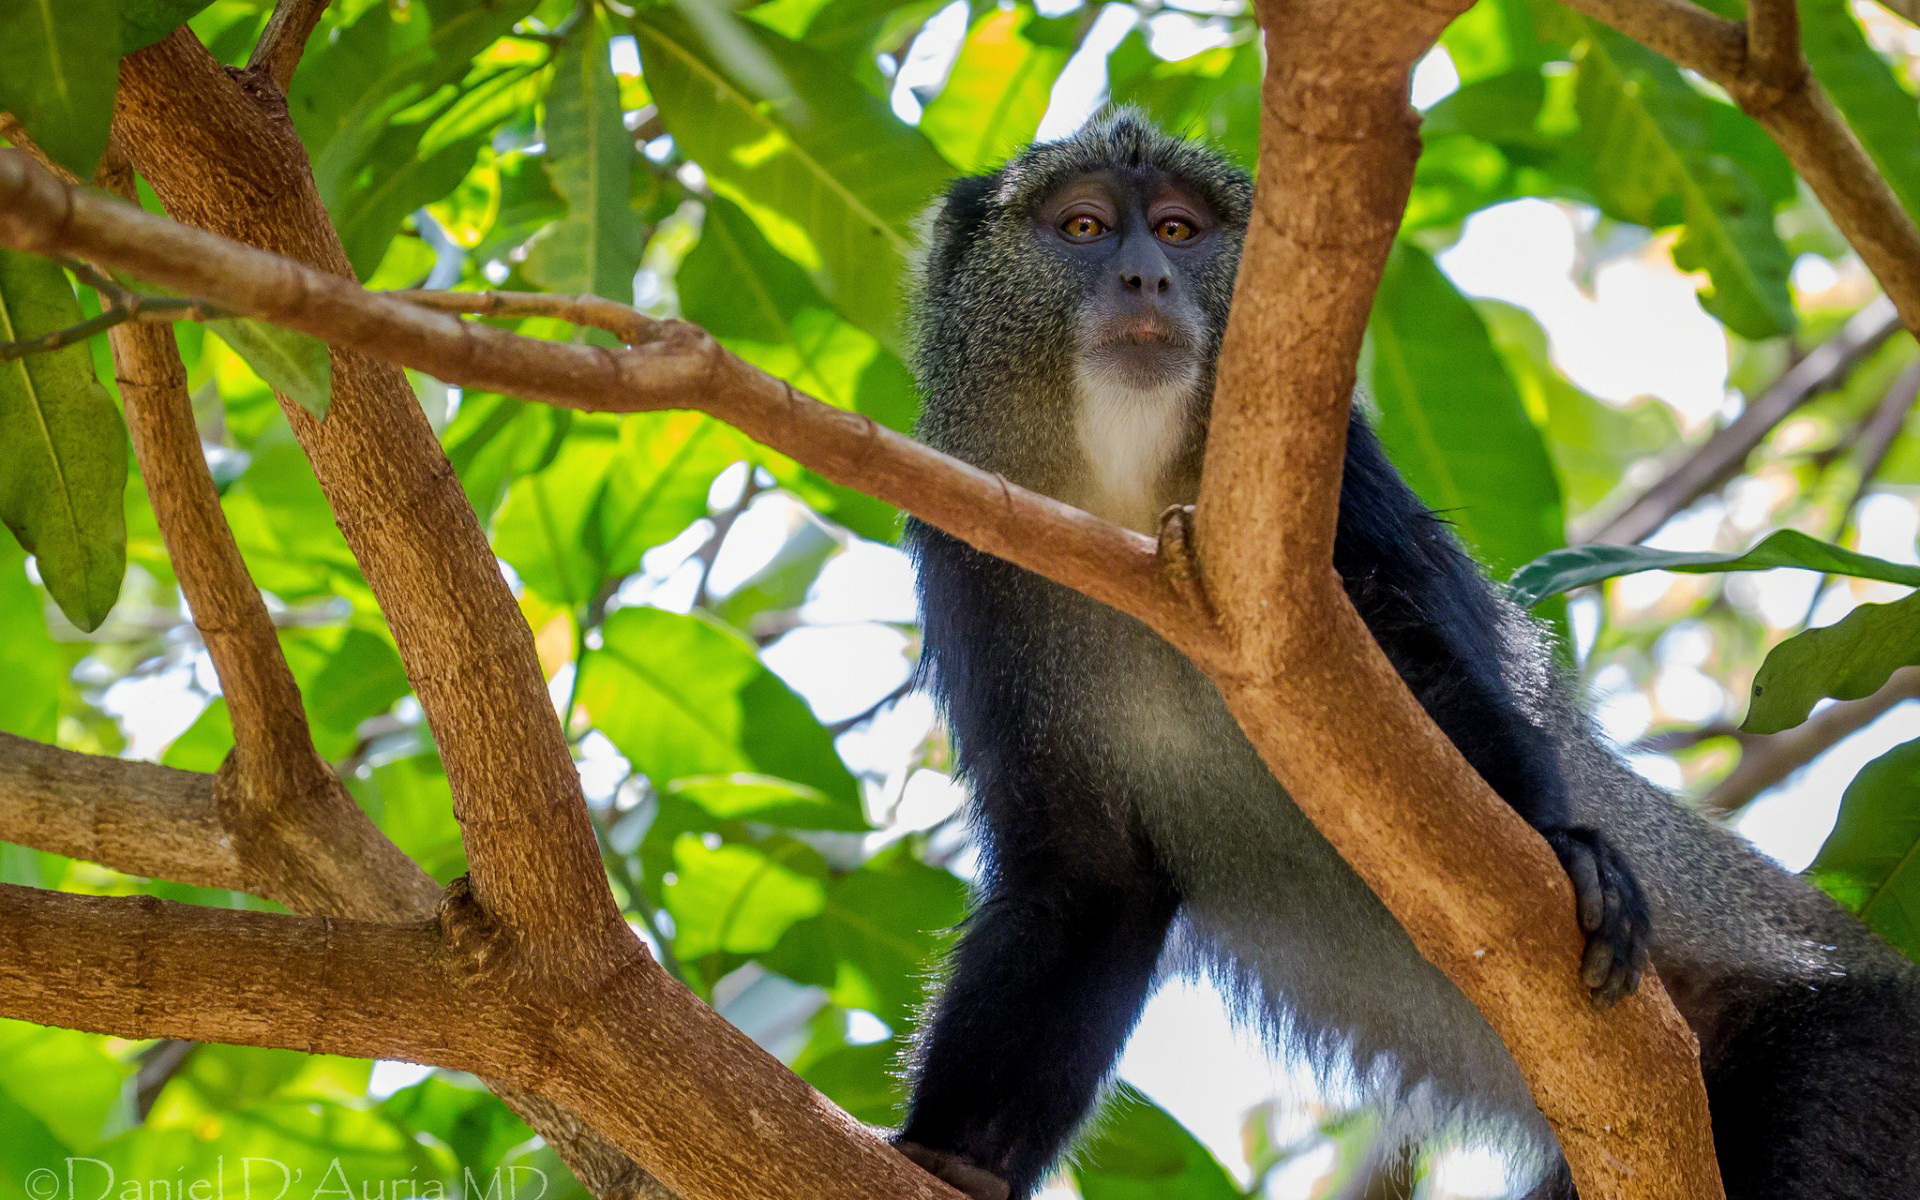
[1100,316,1190,349]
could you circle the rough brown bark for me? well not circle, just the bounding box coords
[112,31,623,965]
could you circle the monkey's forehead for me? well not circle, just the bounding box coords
[987,111,1252,224]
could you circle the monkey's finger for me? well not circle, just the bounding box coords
[1565,848,1604,933]
[1581,935,1616,995]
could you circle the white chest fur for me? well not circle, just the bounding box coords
[1072,369,1196,532]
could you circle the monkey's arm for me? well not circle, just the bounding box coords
[1334,415,1650,1005]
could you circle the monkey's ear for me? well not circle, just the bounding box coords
[924,173,1000,291]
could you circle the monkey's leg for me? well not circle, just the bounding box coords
[898,868,1178,1200]
[1704,974,1920,1200]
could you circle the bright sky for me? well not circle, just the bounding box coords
[93,13,1920,1199]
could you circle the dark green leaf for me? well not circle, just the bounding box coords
[1574,32,1794,339]
[0,251,128,630]
[763,844,964,1026]
[1745,589,1920,734]
[525,12,644,309]
[1365,241,1565,577]
[1801,0,1920,222]
[667,774,869,833]
[666,834,829,959]
[1509,530,1920,608]
[634,9,952,351]
[1810,737,1920,962]
[121,0,216,53]
[0,0,119,178]
[580,606,857,804]
[205,318,333,419]
[1072,1085,1240,1200]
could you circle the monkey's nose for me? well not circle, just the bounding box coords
[1122,270,1172,294]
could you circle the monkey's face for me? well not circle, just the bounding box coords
[1032,170,1228,393]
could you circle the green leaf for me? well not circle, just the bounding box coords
[580,606,857,804]
[1364,241,1566,578]
[524,12,644,310]
[1072,1085,1240,1200]
[667,774,869,833]
[0,251,128,630]
[1104,31,1262,165]
[1810,737,1920,962]
[665,834,829,959]
[633,9,953,351]
[0,540,61,739]
[205,318,333,419]
[121,0,216,53]
[1726,0,1920,222]
[1509,530,1920,609]
[1574,31,1794,340]
[1745,589,1920,735]
[0,0,119,179]
[763,844,964,1026]
[919,8,1072,172]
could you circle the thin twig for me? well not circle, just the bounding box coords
[1579,299,1901,545]
[692,473,768,611]
[0,296,211,362]
[247,0,333,91]
[1797,360,1920,624]
[1703,667,1920,814]
[389,288,664,346]
[1746,0,1804,90]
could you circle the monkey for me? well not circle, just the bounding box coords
[890,112,1920,1200]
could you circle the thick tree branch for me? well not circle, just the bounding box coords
[247,0,332,91]
[1181,5,1722,1197]
[0,885,493,1064]
[113,31,625,966]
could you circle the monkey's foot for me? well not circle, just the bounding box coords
[1542,826,1651,1008]
[893,1140,1011,1200]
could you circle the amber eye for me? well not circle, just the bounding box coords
[1060,214,1109,241]
[1156,217,1197,243]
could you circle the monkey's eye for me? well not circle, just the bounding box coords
[1156,217,1197,243]
[1059,214,1109,241]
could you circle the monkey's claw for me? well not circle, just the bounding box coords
[1541,826,1651,1008]
[894,1140,1011,1200]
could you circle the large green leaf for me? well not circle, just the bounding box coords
[764,843,964,1026]
[918,8,1072,172]
[580,606,857,804]
[0,0,119,178]
[1810,737,1920,962]
[1072,1085,1241,1200]
[1573,31,1794,340]
[1745,589,1920,735]
[633,9,953,351]
[204,317,333,419]
[524,12,644,308]
[0,251,127,630]
[288,0,541,211]
[1364,241,1565,577]
[666,834,830,959]
[1509,530,1920,608]
[121,0,215,53]
[0,541,61,739]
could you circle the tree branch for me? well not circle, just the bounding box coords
[247,0,333,91]
[114,31,625,967]
[0,884,491,1064]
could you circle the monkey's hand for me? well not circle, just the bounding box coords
[892,1139,1012,1200]
[1541,826,1651,1009]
